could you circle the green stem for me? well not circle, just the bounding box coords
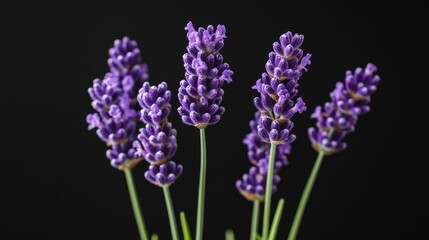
[124,167,149,240]
[163,186,180,240]
[196,128,207,240]
[287,150,325,240]
[262,144,277,240]
[225,229,235,240]
[250,200,261,240]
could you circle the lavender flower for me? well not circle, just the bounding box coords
[106,142,141,170]
[137,82,172,125]
[87,37,148,169]
[236,167,281,201]
[237,112,291,201]
[88,75,122,118]
[134,123,177,165]
[178,21,234,129]
[108,37,149,97]
[108,37,149,119]
[87,111,136,146]
[133,82,182,187]
[134,82,177,165]
[253,32,311,145]
[243,112,291,170]
[145,161,183,187]
[237,32,310,202]
[309,63,380,155]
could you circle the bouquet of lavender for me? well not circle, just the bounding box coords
[87,22,380,240]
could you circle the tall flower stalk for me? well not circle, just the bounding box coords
[288,63,380,240]
[134,82,183,240]
[236,112,290,239]
[178,21,233,240]
[86,37,149,240]
[251,32,311,240]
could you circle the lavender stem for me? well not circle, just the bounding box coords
[250,200,261,240]
[163,186,180,240]
[287,150,325,240]
[262,144,277,240]
[196,129,207,240]
[124,166,149,240]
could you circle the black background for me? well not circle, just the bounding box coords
[2,1,427,240]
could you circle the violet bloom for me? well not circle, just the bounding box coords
[145,161,183,187]
[237,111,291,201]
[237,32,310,202]
[309,63,380,155]
[178,21,233,129]
[87,37,148,169]
[133,82,182,186]
[88,76,122,119]
[108,37,149,100]
[243,112,291,171]
[253,32,311,145]
[236,167,281,201]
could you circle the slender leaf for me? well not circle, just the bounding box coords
[225,229,235,240]
[268,198,285,240]
[180,211,192,240]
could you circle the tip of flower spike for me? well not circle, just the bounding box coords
[365,63,377,73]
[185,21,195,32]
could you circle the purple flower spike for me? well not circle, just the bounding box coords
[145,161,183,187]
[309,63,380,155]
[178,21,234,129]
[134,82,178,165]
[236,167,281,202]
[108,37,149,120]
[108,37,149,95]
[133,81,182,186]
[237,32,310,201]
[87,37,148,170]
[253,32,311,145]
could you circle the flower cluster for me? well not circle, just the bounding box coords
[237,32,311,201]
[253,32,311,144]
[236,112,291,201]
[87,37,148,169]
[86,25,383,240]
[178,21,234,129]
[108,37,149,103]
[309,63,380,155]
[133,82,182,187]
